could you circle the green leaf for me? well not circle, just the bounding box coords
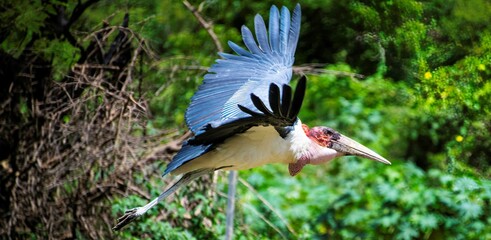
[397,223,419,240]
[419,214,438,230]
[453,177,479,192]
[344,209,370,226]
[377,183,399,202]
[459,201,482,219]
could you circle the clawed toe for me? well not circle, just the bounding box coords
[113,208,141,231]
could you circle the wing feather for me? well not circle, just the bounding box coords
[288,76,306,119]
[254,15,271,53]
[288,4,301,57]
[242,26,263,55]
[185,4,302,133]
[281,84,292,117]
[228,41,254,57]
[279,6,290,54]
[269,6,280,52]
[163,143,213,176]
[268,84,282,117]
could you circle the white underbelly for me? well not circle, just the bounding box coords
[173,126,295,174]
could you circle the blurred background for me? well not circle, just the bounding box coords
[1,0,490,239]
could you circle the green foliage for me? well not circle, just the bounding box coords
[238,161,491,239]
[1,0,81,80]
[319,161,491,239]
[413,31,491,173]
[0,0,50,58]
[34,38,80,80]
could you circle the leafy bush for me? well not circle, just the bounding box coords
[315,161,491,239]
[239,160,491,239]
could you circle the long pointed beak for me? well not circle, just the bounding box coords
[330,134,391,165]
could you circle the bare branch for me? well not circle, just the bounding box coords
[155,62,365,80]
[0,13,181,238]
[238,177,297,237]
[293,63,365,79]
[183,0,224,53]
[241,204,288,239]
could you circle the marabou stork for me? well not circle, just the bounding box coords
[114,3,390,230]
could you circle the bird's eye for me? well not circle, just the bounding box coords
[323,127,340,140]
[323,127,335,135]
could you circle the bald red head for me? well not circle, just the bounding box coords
[302,124,340,148]
[289,124,390,176]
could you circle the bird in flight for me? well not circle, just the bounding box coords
[114,3,390,230]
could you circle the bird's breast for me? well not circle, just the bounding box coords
[213,125,296,170]
[173,125,296,174]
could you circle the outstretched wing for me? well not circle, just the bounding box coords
[185,4,301,134]
[192,76,306,144]
[164,77,306,175]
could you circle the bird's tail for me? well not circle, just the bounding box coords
[113,168,215,231]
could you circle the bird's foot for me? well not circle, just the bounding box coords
[113,207,142,231]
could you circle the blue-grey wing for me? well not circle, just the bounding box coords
[185,4,301,133]
[163,143,213,176]
[164,76,306,176]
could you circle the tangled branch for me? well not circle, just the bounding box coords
[0,14,186,239]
